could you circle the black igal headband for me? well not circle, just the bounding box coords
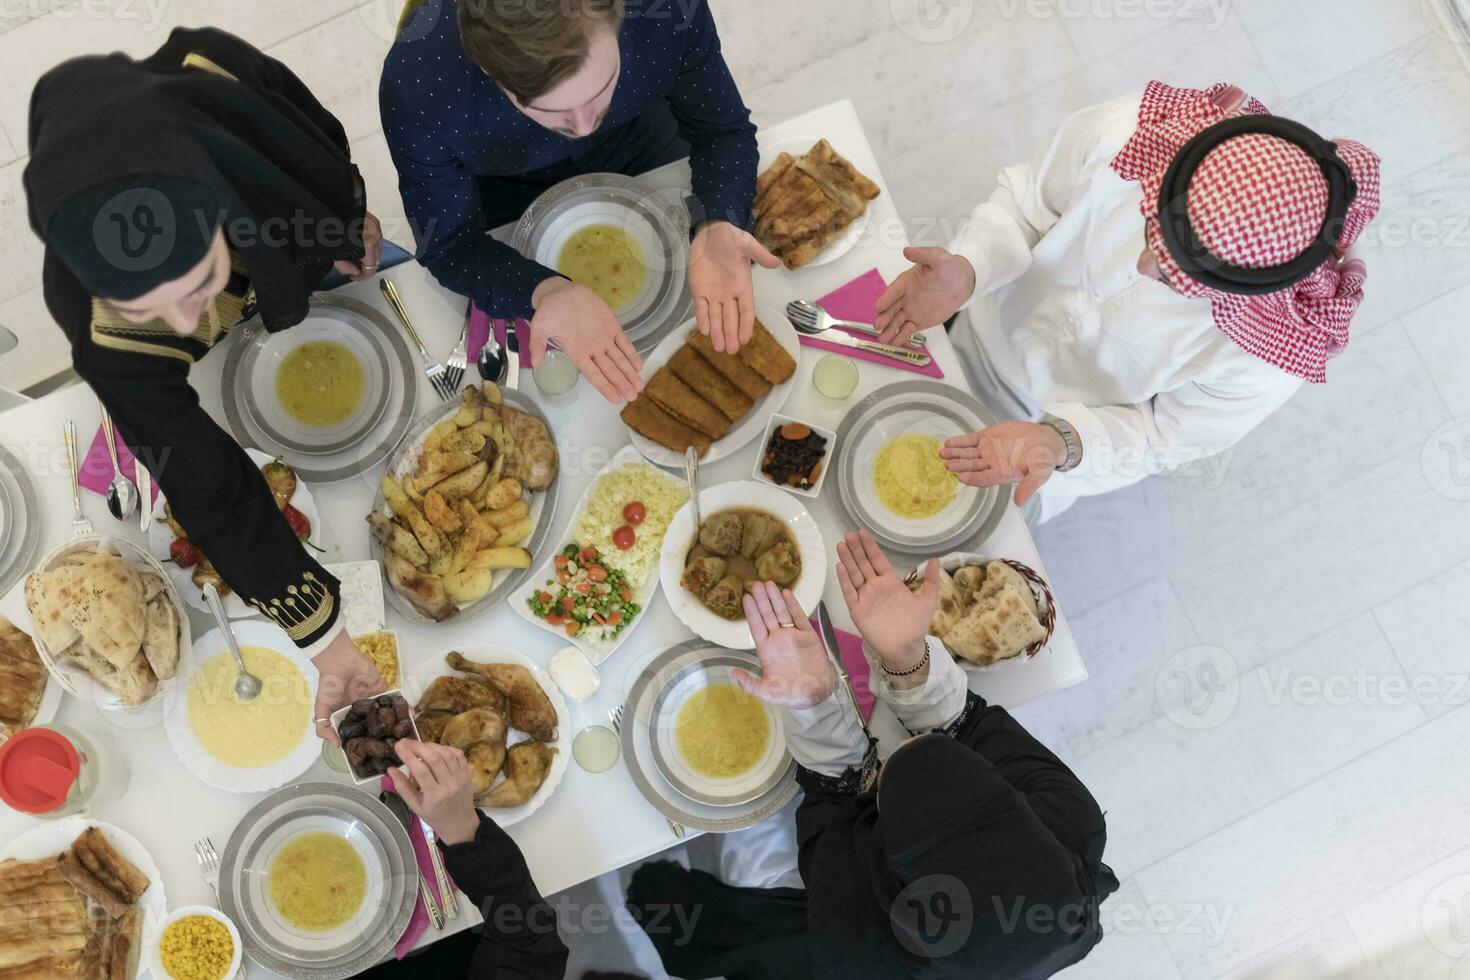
[1156,115,1358,296]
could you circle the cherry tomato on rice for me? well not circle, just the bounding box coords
[622,501,646,525]
[612,525,636,550]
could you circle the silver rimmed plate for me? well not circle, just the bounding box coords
[368,388,561,626]
[621,641,798,833]
[649,659,789,807]
[222,295,420,484]
[832,380,1007,557]
[0,446,40,598]
[512,173,692,355]
[219,781,416,980]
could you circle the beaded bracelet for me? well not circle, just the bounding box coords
[880,645,931,678]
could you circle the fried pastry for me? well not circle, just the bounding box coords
[668,347,752,422]
[645,368,731,440]
[753,138,880,269]
[795,139,881,218]
[0,619,48,732]
[736,319,797,384]
[684,330,772,400]
[620,397,711,458]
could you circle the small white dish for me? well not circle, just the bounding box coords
[148,905,245,980]
[328,689,420,786]
[752,413,837,500]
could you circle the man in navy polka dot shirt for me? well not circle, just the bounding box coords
[381,0,777,403]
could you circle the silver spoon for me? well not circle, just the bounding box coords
[786,299,929,351]
[476,332,506,385]
[202,583,263,701]
[95,399,137,522]
[683,445,701,563]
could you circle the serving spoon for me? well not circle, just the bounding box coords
[202,583,263,701]
[683,446,701,564]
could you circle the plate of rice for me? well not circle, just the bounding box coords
[511,445,688,663]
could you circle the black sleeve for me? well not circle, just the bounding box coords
[69,326,342,650]
[150,26,353,157]
[438,814,569,979]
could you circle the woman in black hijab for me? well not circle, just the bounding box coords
[24,27,387,731]
[627,531,1118,979]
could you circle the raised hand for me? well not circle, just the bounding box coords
[940,421,1068,507]
[872,246,976,345]
[529,277,645,404]
[311,633,387,744]
[836,530,939,671]
[731,581,833,708]
[688,221,782,354]
[392,739,481,845]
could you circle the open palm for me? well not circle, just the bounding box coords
[732,581,832,708]
[836,530,939,666]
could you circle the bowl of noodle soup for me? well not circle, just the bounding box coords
[648,660,789,807]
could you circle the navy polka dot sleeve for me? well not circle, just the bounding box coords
[379,0,759,319]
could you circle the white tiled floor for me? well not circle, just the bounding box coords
[2,1,1469,977]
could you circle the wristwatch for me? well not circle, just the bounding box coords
[1040,414,1083,472]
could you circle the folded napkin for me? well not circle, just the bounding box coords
[804,269,944,380]
[812,618,876,721]
[383,773,458,960]
[79,425,160,509]
[467,304,532,373]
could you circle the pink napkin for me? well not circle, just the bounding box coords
[383,773,458,960]
[79,425,160,508]
[812,618,876,721]
[806,269,944,380]
[467,304,532,372]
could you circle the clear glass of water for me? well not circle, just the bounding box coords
[813,354,860,400]
[533,348,580,401]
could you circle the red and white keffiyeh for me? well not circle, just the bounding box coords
[1112,81,1382,383]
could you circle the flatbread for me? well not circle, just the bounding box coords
[136,572,165,604]
[942,584,1046,667]
[23,568,83,655]
[914,564,966,639]
[63,646,155,708]
[979,561,1041,622]
[951,565,985,602]
[140,597,179,682]
[60,556,145,671]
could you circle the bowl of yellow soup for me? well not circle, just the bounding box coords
[251,316,390,456]
[649,661,788,807]
[164,620,321,794]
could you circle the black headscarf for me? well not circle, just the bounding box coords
[25,27,365,329]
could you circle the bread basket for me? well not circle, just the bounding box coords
[24,535,191,715]
[904,551,1055,672]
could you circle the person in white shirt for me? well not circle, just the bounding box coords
[872,81,1382,520]
[625,531,1117,978]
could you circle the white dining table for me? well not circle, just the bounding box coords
[0,99,1085,976]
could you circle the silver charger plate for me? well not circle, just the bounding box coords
[621,640,798,833]
[368,387,562,626]
[832,379,1007,558]
[511,173,693,355]
[0,446,41,599]
[221,295,420,484]
[219,781,417,980]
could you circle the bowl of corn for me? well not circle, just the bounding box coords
[148,906,243,980]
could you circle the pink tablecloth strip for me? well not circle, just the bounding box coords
[383,772,459,960]
[803,269,944,380]
[811,617,876,721]
[78,424,161,509]
[467,305,532,373]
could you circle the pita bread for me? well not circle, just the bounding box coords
[23,567,83,654]
[60,555,146,671]
[140,597,179,682]
[63,645,156,707]
[137,572,165,604]
[979,561,1041,621]
[915,564,966,639]
[942,585,1046,666]
[952,565,986,601]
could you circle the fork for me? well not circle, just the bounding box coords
[379,278,456,402]
[785,298,927,351]
[610,706,686,839]
[195,837,250,978]
[63,420,92,537]
[442,300,471,394]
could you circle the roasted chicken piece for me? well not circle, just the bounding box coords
[481,741,556,808]
[500,405,558,490]
[445,652,558,742]
[417,675,507,717]
[384,553,456,622]
[440,707,508,799]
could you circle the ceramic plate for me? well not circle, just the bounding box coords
[649,659,789,807]
[219,782,416,980]
[620,641,798,833]
[627,307,801,468]
[509,445,686,665]
[756,136,874,268]
[26,535,192,722]
[512,173,692,354]
[369,388,561,627]
[400,644,569,829]
[659,480,826,651]
[164,620,321,794]
[0,446,41,600]
[221,295,420,484]
[149,449,321,620]
[1,817,168,944]
[832,380,1007,557]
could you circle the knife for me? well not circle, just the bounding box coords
[419,821,459,920]
[815,601,871,739]
[811,330,931,369]
[504,323,522,391]
[136,463,152,532]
